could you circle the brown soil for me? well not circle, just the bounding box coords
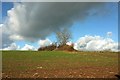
[2,66,118,78]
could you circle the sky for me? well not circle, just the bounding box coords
[0,2,119,51]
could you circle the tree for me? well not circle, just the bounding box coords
[56,28,72,46]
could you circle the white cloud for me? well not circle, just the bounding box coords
[0,25,2,49]
[107,32,112,37]
[2,43,37,51]
[0,24,14,49]
[0,24,3,27]
[74,35,118,52]
[38,38,52,47]
[21,44,36,51]
[66,41,73,46]
[3,43,20,50]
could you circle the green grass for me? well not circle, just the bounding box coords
[2,51,118,72]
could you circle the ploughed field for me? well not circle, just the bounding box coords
[2,51,118,78]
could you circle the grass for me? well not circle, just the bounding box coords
[2,51,118,78]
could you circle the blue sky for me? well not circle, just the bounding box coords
[1,2,118,49]
[72,3,118,42]
[2,2,13,22]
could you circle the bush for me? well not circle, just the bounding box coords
[38,43,76,52]
[38,44,57,51]
[55,44,75,51]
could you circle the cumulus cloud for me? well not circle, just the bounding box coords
[0,25,2,49]
[2,43,20,50]
[4,2,105,41]
[66,41,73,46]
[107,32,112,37]
[0,24,14,49]
[21,44,36,50]
[0,24,3,27]
[2,43,36,51]
[38,38,52,47]
[74,35,118,52]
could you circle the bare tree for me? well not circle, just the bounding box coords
[56,28,72,46]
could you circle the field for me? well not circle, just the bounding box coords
[2,51,118,78]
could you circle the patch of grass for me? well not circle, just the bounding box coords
[2,51,118,78]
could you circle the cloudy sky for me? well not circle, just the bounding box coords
[0,2,118,51]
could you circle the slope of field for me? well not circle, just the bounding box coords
[2,51,118,78]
